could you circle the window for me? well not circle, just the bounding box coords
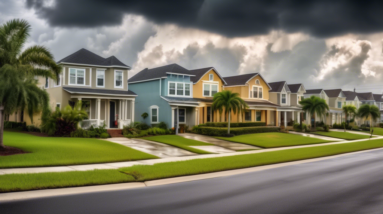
[177,83,184,96]
[256,111,262,121]
[259,87,263,98]
[255,79,260,85]
[253,87,258,98]
[169,83,176,95]
[96,70,105,87]
[69,68,85,85]
[337,101,342,108]
[209,74,214,81]
[281,94,286,104]
[207,107,211,122]
[151,106,159,123]
[203,84,218,97]
[45,77,49,88]
[114,70,123,88]
[251,86,263,99]
[54,75,61,87]
[185,84,191,96]
[297,95,300,104]
[245,111,251,121]
[56,103,61,110]
[179,109,186,123]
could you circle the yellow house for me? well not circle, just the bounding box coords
[222,73,279,125]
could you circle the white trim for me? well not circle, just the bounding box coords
[150,105,159,124]
[166,72,195,77]
[114,70,124,88]
[82,99,92,119]
[59,62,130,69]
[129,78,164,84]
[68,68,86,86]
[62,67,66,86]
[178,108,186,124]
[249,85,263,99]
[281,93,287,105]
[65,90,137,97]
[167,81,192,97]
[96,70,105,88]
[255,79,260,85]
[203,83,219,97]
[89,67,92,87]
[192,68,227,85]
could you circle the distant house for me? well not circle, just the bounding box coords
[303,89,329,125]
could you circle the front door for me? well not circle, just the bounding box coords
[110,101,116,128]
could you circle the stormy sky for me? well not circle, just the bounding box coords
[2,0,383,93]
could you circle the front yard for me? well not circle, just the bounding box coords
[217,132,331,148]
[143,135,214,154]
[0,132,157,168]
[314,131,372,140]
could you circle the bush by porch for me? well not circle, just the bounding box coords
[199,122,266,127]
[192,126,279,136]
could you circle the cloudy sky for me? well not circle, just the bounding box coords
[2,0,383,93]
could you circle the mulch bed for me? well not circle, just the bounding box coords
[0,146,26,156]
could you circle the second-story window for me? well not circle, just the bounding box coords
[168,82,192,97]
[209,74,214,81]
[337,101,342,108]
[69,68,85,85]
[185,84,191,96]
[177,83,184,96]
[169,83,176,95]
[203,83,218,97]
[114,70,123,88]
[281,94,286,104]
[96,70,105,87]
[251,86,263,99]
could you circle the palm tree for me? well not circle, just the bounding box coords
[357,104,380,138]
[0,19,61,150]
[299,96,329,131]
[212,90,248,134]
[342,105,357,132]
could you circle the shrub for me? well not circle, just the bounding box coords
[323,125,330,132]
[192,126,280,136]
[316,127,324,132]
[124,127,169,138]
[315,121,325,127]
[100,133,110,138]
[4,121,26,130]
[200,122,266,127]
[293,123,307,132]
[157,122,167,130]
[379,123,383,128]
[89,124,108,137]
[70,124,108,138]
[70,129,89,138]
[26,125,41,132]
[287,120,295,126]
[136,122,150,130]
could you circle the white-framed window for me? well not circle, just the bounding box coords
[255,79,260,85]
[250,86,263,99]
[179,108,186,123]
[54,75,61,87]
[256,111,262,121]
[69,68,85,85]
[337,101,342,108]
[209,74,214,81]
[45,77,49,89]
[245,111,251,121]
[168,82,192,97]
[114,70,123,88]
[203,83,218,97]
[297,95,301,104]
[96,70,105,87]
[281,94,287,104]
[56,103,61,110]
[150,106,159,123]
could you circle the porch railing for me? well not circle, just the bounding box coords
[119,119,132,129]
[81,119,105,129]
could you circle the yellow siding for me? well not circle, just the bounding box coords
[193,69,225,99]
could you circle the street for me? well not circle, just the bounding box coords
[2,149,383,214]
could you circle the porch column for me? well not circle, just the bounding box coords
[177,108,179,135]
[292,111,295,122]
[171,107,176,128]
[278,111,281,126]
[131,100,135,122]
[195,108,199,125]
[284,111,287,127]
[297,112,300,123]
[125,100,128,120]
[96,98,101,126]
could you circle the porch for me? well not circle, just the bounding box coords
[277,109,305,127]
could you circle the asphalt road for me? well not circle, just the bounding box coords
[3,149,383,214]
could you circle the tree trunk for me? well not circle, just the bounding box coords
[227,110,231,134]
[313,114,316,131]
[370,117,372,139]
[0,107,4,150]
[300,112,303,132]
[344,113,347,132]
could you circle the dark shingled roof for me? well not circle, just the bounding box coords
[245,100,280,107]
[287,84,302,93]
[373,94,383,102]
[128,64,191,83]
[324,89,342,98]
[343,91,358,101]
[58,48,129,68]
[63,87,136,96]
[357,92,374,101]
[189,67,213,83]
[269,81,287,93]
[223,73,259,86]
[162,96,200,103]
[305,89,323,94]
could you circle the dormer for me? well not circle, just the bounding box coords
[190,67,226,98]
[269,81,291,106]
[288,83,306,106]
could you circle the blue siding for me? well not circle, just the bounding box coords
[163,74,192,96]
[129,80,172,127]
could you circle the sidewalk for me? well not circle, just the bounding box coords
[1,135,382,175]
[330,129,379,137]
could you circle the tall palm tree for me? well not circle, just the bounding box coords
[357,104,380,138]
[299,96,329,131]
[342,105,357,132]
[212,90,248,134]
[0,19,61,150]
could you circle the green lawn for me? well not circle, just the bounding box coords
[217,132,331,148]
[370,128,383,136]
[2,137,383,193]
[0,131,157,168]
[143,135,213,154]
[314,131,371,140]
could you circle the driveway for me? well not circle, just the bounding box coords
[178,133,260,150]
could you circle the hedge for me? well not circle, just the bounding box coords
[4,121,26,130]
[192,126,280,136]
[200,122,266,127]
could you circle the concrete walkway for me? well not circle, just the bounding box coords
[289,131,343,141]
[2,135,383,175]
[179,133,260,150]
[330,129,379,137]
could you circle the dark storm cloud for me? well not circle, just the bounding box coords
[26,0,383,38]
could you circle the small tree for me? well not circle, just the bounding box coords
[357,104,380,138]
[212,90,248,134]
[342,105,357,132]
[299,96,329,131]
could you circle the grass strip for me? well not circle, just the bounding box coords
[217,132,331,148]
[143,135,214,154]
[314,131,371,140]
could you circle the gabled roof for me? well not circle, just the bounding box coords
[223,73,271,89]
[189,67,227,84]
[305,89,323,94]
[343,91,358,101]
[269,81,288,93]
[287,84,304,93]
[57,48,130,68]
[357,92,374,101]
[373,94,383,102]
[324,89,342,98]
[128,64,191,83]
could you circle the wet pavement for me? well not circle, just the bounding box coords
[289,131,343,141]
[106,138,195,158]
[190,146,235,153]
[178,133,260,150]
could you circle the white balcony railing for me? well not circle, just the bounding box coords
[81,119,105,129]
